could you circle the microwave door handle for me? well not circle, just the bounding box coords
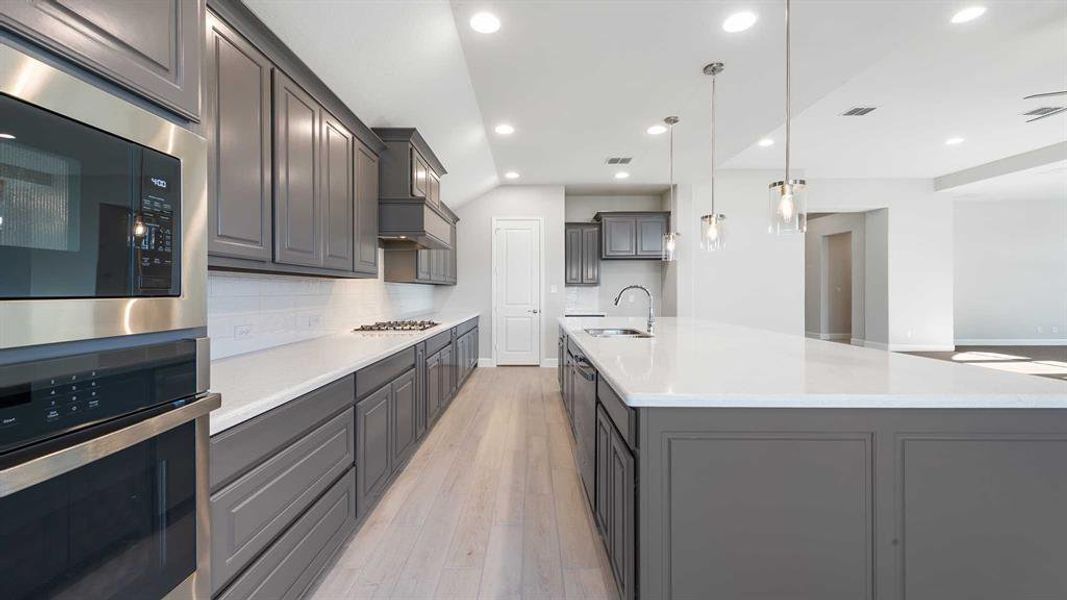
[0,393,220,499]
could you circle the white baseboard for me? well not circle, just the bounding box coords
[822,333,851,341]
[478,357,496,368]
[805,331,821,340]
[541,358,559,368]
[850,338,865,346]
[954,338,1067,347]
[863,341,889,350]
[890,344,956,352]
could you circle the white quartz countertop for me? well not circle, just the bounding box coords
[559,317,1067,409]
[209,312,480,434]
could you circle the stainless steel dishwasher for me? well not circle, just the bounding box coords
[571,348,597,507]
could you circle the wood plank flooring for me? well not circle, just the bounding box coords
[310,367,618,599]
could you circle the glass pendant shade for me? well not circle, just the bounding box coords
[768,179,807,234]
[662,232,680,262]
[700,214,726,251]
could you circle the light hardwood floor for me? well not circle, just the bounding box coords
[309,367,618,599]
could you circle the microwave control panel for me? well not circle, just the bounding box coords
[136,149,181,294]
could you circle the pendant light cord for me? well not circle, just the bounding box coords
[785,0,791,184]
[710,72,716,215]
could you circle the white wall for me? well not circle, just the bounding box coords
[434,185,566,365]
[954,197,1067,344]
[864,209,890,347]
[207,256,436,359]
[808,179,954,351]
[563,194,668,317]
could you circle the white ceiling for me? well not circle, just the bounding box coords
[725,1,1067,178]
[243,0,1067,205]
[944,160,1067,202]
[243,0,498,207]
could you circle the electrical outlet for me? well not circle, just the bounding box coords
[234,324,253,339]
[304,314,323,330]
[1053,326,1061,334]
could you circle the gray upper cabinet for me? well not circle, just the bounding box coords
[321,112,354,270]
[565,223,599,286]
[383,209,458,286]
[0,0,203,120]
[273,71,322,267]
[204,12,272,261]
[596,212,670,260]
[374,128,451,249]
[354,140,380,276]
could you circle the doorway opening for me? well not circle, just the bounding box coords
[491,217,544,366]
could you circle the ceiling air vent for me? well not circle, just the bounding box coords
[1023,107,1064,116]
[605,157,632,165]
[840,107,877,116]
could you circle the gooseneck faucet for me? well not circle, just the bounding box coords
[613,285,655,335]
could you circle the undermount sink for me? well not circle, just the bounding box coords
[584,328,653,338]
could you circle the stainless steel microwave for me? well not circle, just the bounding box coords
[0,43,207,349]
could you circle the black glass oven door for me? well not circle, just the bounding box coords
[0,422,196,600]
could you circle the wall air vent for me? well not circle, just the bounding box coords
[605,157,632,165]
[840,107,877,116]
[1023,107,1064,116]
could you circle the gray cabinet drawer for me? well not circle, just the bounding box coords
[457,317,478,336]
[211,375,354,490]
[212,408,355,592]
[218,467,357,600]
[597,378,637,451]
[425,330,452,355]
[356,347,415,400]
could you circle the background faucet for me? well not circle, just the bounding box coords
[613,285,655,334]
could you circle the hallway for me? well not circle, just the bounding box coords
[310,367,617,599]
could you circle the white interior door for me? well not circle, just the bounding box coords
[493,218,542,365]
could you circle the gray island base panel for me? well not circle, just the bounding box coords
[556,317,1067,600]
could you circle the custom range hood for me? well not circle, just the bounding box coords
[374,128,453,250]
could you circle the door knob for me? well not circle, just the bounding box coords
[529,309,540,314]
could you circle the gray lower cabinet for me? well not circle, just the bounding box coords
[217,468,357,600]
[355,384,392,517]
[204,11,273,261]
[414,343,428,439]
[211,408,355,592]
[425,351,442,424]
[594,403,636,600]
[595,212,670,260]
[440,342,455,404]
[0,0,203,120]
[390,369,418,468]
[565,223,600,285]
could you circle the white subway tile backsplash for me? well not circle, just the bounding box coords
[207,265,436,359]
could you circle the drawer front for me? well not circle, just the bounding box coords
[211,376,355,490]
[218,468,357,600]
[356,347,416,400]
[597,378,637,451]
[425,330,452,355]
[457,317,478,335]
[212,408,355,592]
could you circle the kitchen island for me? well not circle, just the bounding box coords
[558,316,1067,600]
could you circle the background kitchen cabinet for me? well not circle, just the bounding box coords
[204,12,273,261]
[595,404,636,600]
[565,223,600,285]
[353,141,380,276]
[0,0,204,120]
[273,71,322,268]
[383,214,458,285]
[595,212,670,260]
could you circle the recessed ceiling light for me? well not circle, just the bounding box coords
[945,137,965,145]
[722,11,758,33]
[0,133,15,140]
[614,171,630,180]
[494,123,515,135]
[470,12,501,34]
[646,124,667,135]
[951,6,986,24]
[757,138,774,147]
[504,171,520,179]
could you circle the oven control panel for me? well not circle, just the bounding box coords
[0,339,197,456]
[136,149,181,295]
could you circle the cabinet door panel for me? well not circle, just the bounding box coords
[356,385,391,515]
[205,13,272,261]
[321,113,354,270]
[581,226,600,284]
[426,352,442,423]
[609,428,636,600]
[416,248,432,281]
[411,149,428,197]
[354,141,380,275]
[273,72,322,267]
[391,369,417,466]
[415,345,427,439]
[565,226,582,284]
[431,248,446,283]
[595,405,611,536]
[0,0,203,119]
[602,217,636,258]
[636,214,667,257]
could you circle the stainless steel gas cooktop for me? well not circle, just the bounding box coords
[353,320,440,332]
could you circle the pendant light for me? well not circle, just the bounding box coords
[700,62,726,252]
[768,0,807,234]
[661,115,681,262]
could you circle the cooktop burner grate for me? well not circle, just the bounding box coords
[354,320,440,332]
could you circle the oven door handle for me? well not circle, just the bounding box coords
[0,393,220,498]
